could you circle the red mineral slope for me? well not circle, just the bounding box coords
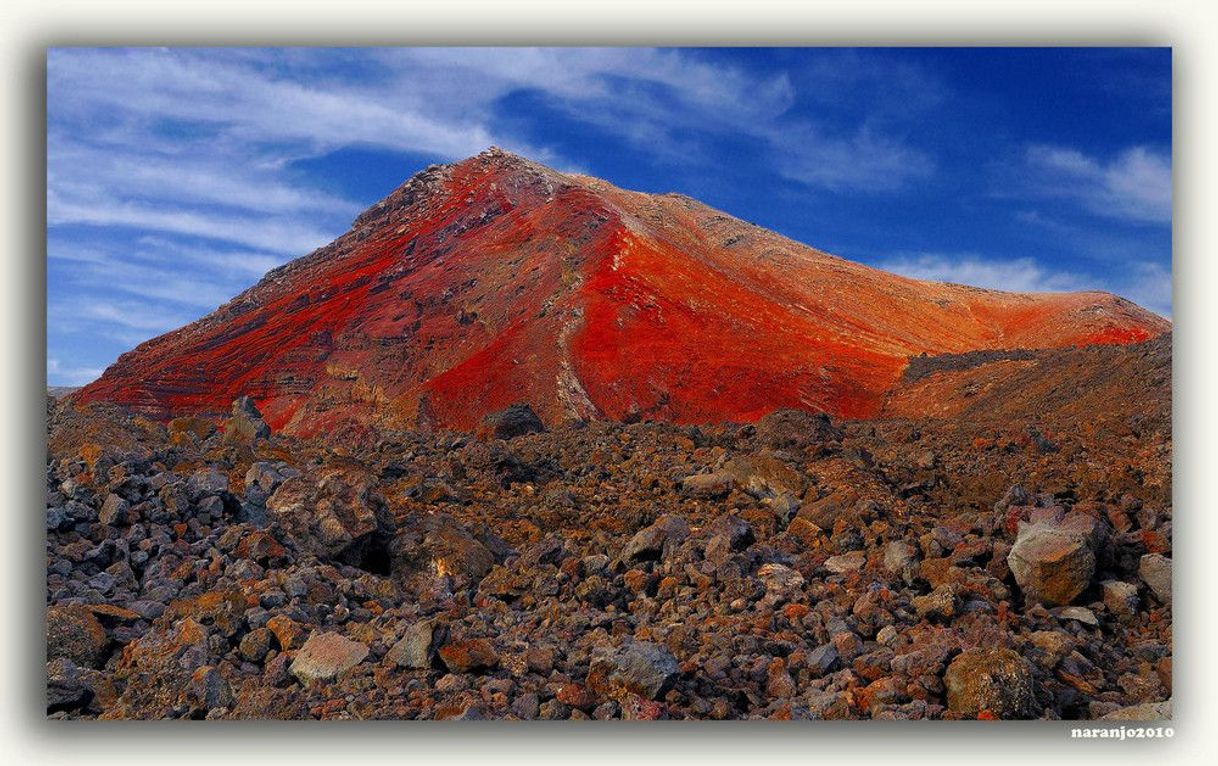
[72,148,1170,436]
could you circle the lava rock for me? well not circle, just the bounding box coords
[680,472,735,499]
[47,658,92,712]
[289,632,369,684]
[387,619,446,669]
[1007,511,1104,606]
[438,638,500,673]
[1139,554,1171,604]
[267,464,393,570]
[47,604,109,669]
[755,408,842,450]
[1101,580,1140,619]
[944,648,1036,719]
[223,396,271,446]
[620,514,690,562]
[479,403,545,440]
[589,641,679,701]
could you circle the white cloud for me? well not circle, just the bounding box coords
[876,251,1171,317]
[879,252,1088,293]
[1024,144,1171,224]
[47,358,104,387]
[47,191,336,255]
[772,124,934,192]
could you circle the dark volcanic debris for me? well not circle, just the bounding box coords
[46,330,1171,720]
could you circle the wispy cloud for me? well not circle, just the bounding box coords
[1022,144,1171,224]
[876,251,1171,317]
[879,252,1089,293]
[47,358,104,387]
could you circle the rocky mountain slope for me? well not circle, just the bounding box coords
[71,148,1168,437]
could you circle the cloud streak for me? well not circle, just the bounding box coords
[877,251,1171,317]
[1023,144,1171,224]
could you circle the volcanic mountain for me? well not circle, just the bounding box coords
[72,148,1169,436]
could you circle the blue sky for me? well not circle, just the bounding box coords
[47,47,1171,386]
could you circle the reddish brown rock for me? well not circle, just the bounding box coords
[944,648,1036,719]
[289,632,369,684]
[47,605,109,669]
[438,639,500,673]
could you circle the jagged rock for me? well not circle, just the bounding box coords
[1139,554,1172,604]
[392,513,494,588]
[913,585,958,621]
[478,403,545,440]
[289,633,369,684]
[825,550,866,574]
[1007,510,1105,606]
[680,472,734,499]
[47,604,109,669]
[620,514,689,562]
[223,396,271,446]
[387,620,446,669]
[588,642,679,701]
[883,540,919,584]
[755,408,842,450]
[944,648,1036,719]
[98,493,130,525]
[47,658,92,712]
[186,665,234,712]
[1101,580,1140,619]
[438,638,499,673]
[266,464,393,570]
[723,452,805,499]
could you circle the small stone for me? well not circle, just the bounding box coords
[387,619,444,669]
[765,658,796,699]
[478,403,545,440]
[620,515,689,562]
[807,643,840,677]
[912,585,957,621]
[556,683,597,710]
[825,550,866,574]
[680,472,734,499]
[1056,606,1099,627]
[510,692,540,720]
[98,494,130,526]
[438,638,500,673]
[46,658,91,712]
[186,665,234,711]
[944,647,1036,719]
[757,563,805,602]
[1101,580,1140,619]
[239,628,273,663]
[266,615,304,651]
[1027,631,1074,669]
[47,604,109,669]
[883,540,918,584]
[1138,554,1171,604]
[589,641,679,700]
[289,632,369,684]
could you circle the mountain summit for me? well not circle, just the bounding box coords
[73,148,1169,435]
